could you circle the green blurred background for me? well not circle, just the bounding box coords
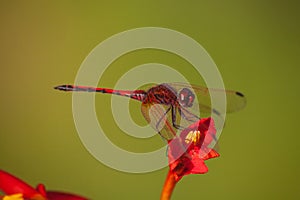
[0,1,299,199]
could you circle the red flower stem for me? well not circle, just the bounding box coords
[160,170,177,200]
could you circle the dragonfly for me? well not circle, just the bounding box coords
[54,83,246,140]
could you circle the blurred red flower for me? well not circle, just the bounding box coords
[0,170,88,200]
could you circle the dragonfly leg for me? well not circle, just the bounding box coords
[155,106,171,131]
[171,106,184,130]
[180,106,226,130]
[179,106,200,122]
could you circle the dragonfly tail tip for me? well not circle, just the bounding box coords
[54,85,70,91]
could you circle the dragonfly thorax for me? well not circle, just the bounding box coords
[143,84,179,105]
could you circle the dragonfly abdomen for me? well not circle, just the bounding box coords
[54,85,147,102]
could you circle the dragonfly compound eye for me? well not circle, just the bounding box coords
[178,88,195,107]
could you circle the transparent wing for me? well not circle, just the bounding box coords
[141,102,177,140]
[165,82,246,115]
[140,82,246,139]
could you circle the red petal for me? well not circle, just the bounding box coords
[0,170,42,198]
[168,137,187,163]
[36,184,47,197]
[46,191,89,200]
[198,117,217,145]
[201,149,220,160]
[169,155,193,181]
[187,117,214,133]
[190,157,209,174]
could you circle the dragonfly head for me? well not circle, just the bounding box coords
[178,88,195,107]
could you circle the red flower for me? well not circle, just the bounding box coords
[161,117,220,200]
[167,117,220,181]
[0,170,88,200]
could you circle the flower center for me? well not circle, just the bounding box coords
[185,130,201,145]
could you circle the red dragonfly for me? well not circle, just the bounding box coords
[54,83,246,140]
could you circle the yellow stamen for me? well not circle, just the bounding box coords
[185,130,201,144]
